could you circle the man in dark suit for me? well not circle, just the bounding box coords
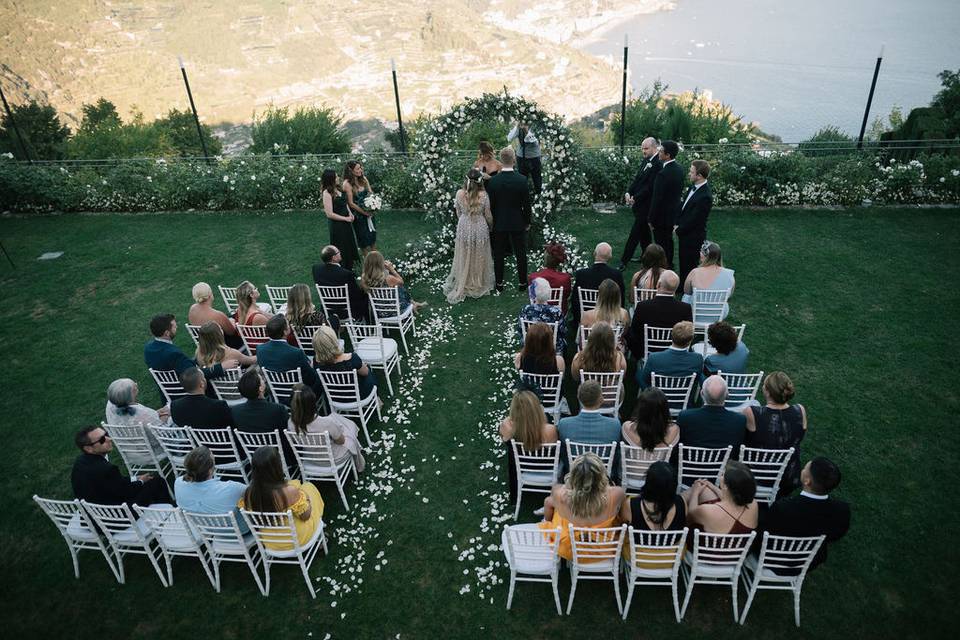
[144,314,236,378]
[647,139,684,268]
[312,244,369,321]
[71,425,172,506]
[230,367,293,468]
[676,159,714,288]
[170,367,235,428]
[676,375,746,455]
[571,242,625,325]
[624,270,692,358]
[256,314,322,400]
[487,146,532,292]
[618,136,662,270]
[637,321,704,388]
[762,457,851,570]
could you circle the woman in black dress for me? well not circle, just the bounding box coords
[514,322,566,375]
[322,168,358,271]
[742,371,807,495]
[619,461,686,531]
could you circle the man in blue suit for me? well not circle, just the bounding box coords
[557,381,622,478]
[144,314,235,399]
[255,314,322,401]
[676,375,746,456]
[637,320,703,389]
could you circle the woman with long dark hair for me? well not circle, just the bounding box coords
[287,383,365,472]
[622,387,679,450]
[619,461,686,531]
[343,160,377,256]
[514,321,565,375]
[630,243,669,302]
[322,168,358,271]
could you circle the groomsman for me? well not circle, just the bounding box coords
[647,140,683,268]
[675,160,713,287]
[617,136,662,271]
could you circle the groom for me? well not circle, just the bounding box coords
[487,147,532,292]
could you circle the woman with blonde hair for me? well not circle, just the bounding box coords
[570,321,626,382]
[474,140,502,179]
[312,325,377,399]
[195,321,256,369]
[234,281,270,326]
[499,389,558,503]
[580,278,630,330]
[442,168,495,304]
[288,383,365,472]
[681,240,735,320]
[188,282,244,349]
[539,452,626,560]
[360,250,426,313]
[284,283,339,347]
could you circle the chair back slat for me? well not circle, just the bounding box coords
[627,527,688,572]
[218,285,239,315]
[577,288,599,315]
[262,368,302,405]
[651,372,697,416]
[135,505,202,551]
[620,442,674,492]
[719,371,764,407]
[691,288,731,326]
[503,525,562,567]
[634,287,657,304]
[569,524,626,563]
[739,446,794,504]
[578,323,624,351]
[511,441,561,480]
[210,367,243,402]
[285,431,338,478]
[677,444,732,489]
[519,319,558,346]
[315,284,354,323]
[236,324,270,356]
[316,369,363,404]
[241,510,301,550]
[185,324,202,347]
[689,529,755,567]
[579,370,624,415]
[149,368,188,404]
[265,285,295,313]
[184,511,249,550]
[187,427,246,480]
[754,532,825,576]
[546,286,565,309]
[34,496,99,539]
[102,422,164,470]
[369,287,403,318]
[294,325,324,359]
[149,425,195,475]
[643,325,673,357]
[235,430,290,479]
[518,371,562,418]
[566,440,617,476]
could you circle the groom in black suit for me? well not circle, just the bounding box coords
[675,159,714,287]
[618,136,662,270]
[487,147,532,292]
[648,139,684,269]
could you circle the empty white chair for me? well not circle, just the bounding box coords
[149,368,188,405]
[33,495,120,581]
[80,500,169,586]
[567,523,628,614]
[262,367,301,405]
[149,425,195,477]
[519,318,558,347]
[183,510,265,594]
[621,527,689,621]
[134,505,216,588]
[210,367,244,403]
[285,431,357,511]
[577,322,624,352]
[510,440,561,519]
[185,323,203,347]
[235,430,292,480]
[501,523,563,614]
[546,286,565,309]
[620,442,674,494]
[739,446,794,505]
[676,444,732,492]
[368,286,416,355]
[316,369,380,447]
[680,529,757,621]
[315,283,355,323]
[692,323,746,358]
[566,440,618,477]
[240,509,328,598]
[577,287,599,315]
[579,370,625,417]
[187,427,248,481]
[518,371,563,423]
[236,324,270,356]
[265,285,295,312]
[344,322,402,396]
[691,288,731,328]
[720,371,764,408]
[293,325,324,359]
[739,533,826,627]
[101,422,172,483]
[218,285,239,315]
[651,372,698,417]
[642,325,674,361]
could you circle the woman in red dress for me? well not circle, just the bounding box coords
[527,242,572,317]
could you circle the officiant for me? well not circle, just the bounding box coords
[507,120,542,194]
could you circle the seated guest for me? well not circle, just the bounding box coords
[624,271,692,359]
[622,387,679,450]
[195,321,256,370]
[703,321,749,375]
[514,322,566,375]
[742,372,807,495]
[629,243,669,302]
[105,377,169,428]
[762,457,850,570]
[580,278,630,332]
[174,445,248,534]
[527,242,572,316]
[234,281,271,327]
[284,283,339,348]
[312,325,377,400]
[360,250,427,314]
[619,461,686,532]
[637,320,703,389]
[683,461,758,535]
[71,425,172,506]
[170,367,235,429]
[188,282,244,350]
[499,389,559,503]
[144,313,236,378]
[677,375,747,456]
[539,453,626,561]
[256,314,323,400]
[570,322,626,383]
[312,244,369,322]
[557,381,622,476]
[288,383,365,472]
[571,242,625,325]
[230,366,289,435]
[517,277,566,354]
[681,241,735,322]
[238,447,324,550]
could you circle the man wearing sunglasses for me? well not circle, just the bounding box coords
[71,425,172,507]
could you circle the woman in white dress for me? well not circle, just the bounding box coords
[443,168,495,304]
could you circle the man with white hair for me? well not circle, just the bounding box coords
[676,374,747,457]
[571,242,625,325]
[618,136,662,270]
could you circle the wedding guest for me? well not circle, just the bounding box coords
[619,461,686,532]
[683,462,758,536]
[288,384,365,472]
[284,283,339,348]
[517,277,566,354]
[677,375,747,456]
[742,372,807,495]
[230,366,289,441]
[622,387,679,451]
[174,446,249,533]
[170,367,235,429]
[322,168,358,271]
[313,244,369,322]
[474,141,502,179]
[500,389,559,503]
[637,321,703,389]
[571,242,625,325]
[515,322,566,375]
[72,425,172,507]
[360,250,427,314]
[527,242,572,316]
[624,271,692,359]
[234,281,270,327]
[648,140,683,268]
[507,120,542,193]
[557,380,622,476]
[188,282,244,349]
[195,321,256,370]
[570,322,626,383]
[580,278,630,331]
[256,314,323,399]
[703,321,749,375]
[618,136,662,270]
[629,243,669,304]
[312,325,378,400]
[343,160,377,257]
[144,313,235,379]
[676,160,713,287]
[681,241,735,322]
[105,377,170,429]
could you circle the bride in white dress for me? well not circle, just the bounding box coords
[443,169,495,304]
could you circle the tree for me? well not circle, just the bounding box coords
[0,99,71,160]
[251,105,350,155]
[931,69,960,139]
[799,125,855,157]
[152,108,222,157]
[79,98,122,131]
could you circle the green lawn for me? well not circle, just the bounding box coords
[0,205,956,638]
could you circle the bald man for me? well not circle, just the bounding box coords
[571,242,625,325]
[624,269,692,358]
[618,136,662,270]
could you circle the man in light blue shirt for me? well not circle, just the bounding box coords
[174,446,249,534]
[558,381,622,478]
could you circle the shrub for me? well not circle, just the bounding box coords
[0,100,71,160]
[798,126,856,157]
[251,105,350,155]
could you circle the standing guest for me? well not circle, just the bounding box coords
[507,120,543,194]
[682,241,735,322]
[174,446,249,534]
[288,384,365,472]
[527,242,572,316]
[619,461,686,532]
[636,321,703,389]
[624,271,692,359]
[343,160,377,257]
[360,250,427,314]
[233,281,270,327]
[312,325,378,400]
[742,372,807,495]
[622,387,679,451]
[195,321,256,370]
[170,367,235,429]
[629,243,669,304]
[515,322,566,375]
[647,140,684,268]
[474,141,502,179]
[188,282,244,350]
[499,389,559,504]
[571,242,625,325]
[618,136,662,270]
[322,168,358,272]
[580,278,631,331]
[703,321,749,375]
[557,380,622,476]
[675,160,714,287]
[676,375,746,457]
[313,244,369,322]
[144,313,236,378]
[517,277,566,354]
[487,147,532,292]
[72,425,172,506]
[256,314,323,399]
[105,377,170,429]
[570,322,626,383]
[283,283,339,347]
[683,462,758,535]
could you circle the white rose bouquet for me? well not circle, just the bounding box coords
[363,193,383,211]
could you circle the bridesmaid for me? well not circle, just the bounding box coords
[343,160,377,258]
[322,168,358,271]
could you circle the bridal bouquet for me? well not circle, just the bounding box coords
[363,193,383,211]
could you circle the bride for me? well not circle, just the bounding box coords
[443,168,495,304]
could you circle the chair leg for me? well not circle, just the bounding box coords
[613,567,623,615]
[68,545,81,579]
[622,578,636,620]
[506,572,516,609]
[552,570,563,615]
[732,571,741,622]
[672,575,682,622]
[336,476,351,511]
[358,410,373,448]
[566,570,579,614]
[383,366,394,395]
[514,486,522,520]
[211,558,222,593]
[739,575,759,625]
[398,325,410,354]
[680,569,696,620]
[299,552,317,599]
[794,587,802,628]
[99,541,123,584]
[163,550,175,587]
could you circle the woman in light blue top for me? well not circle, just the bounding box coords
[703,321,750,375]
[682,241,735,321]
[174,446,249,534]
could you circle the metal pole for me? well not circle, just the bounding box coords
[391,58,407,154]
[857,44,884,150]
[0,82,32,163]
[178,56,210,162]
[620,34,629,153]
[0,240,14,269]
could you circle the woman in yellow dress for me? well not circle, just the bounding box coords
[539,453,626,561]
[238,446,324,551]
